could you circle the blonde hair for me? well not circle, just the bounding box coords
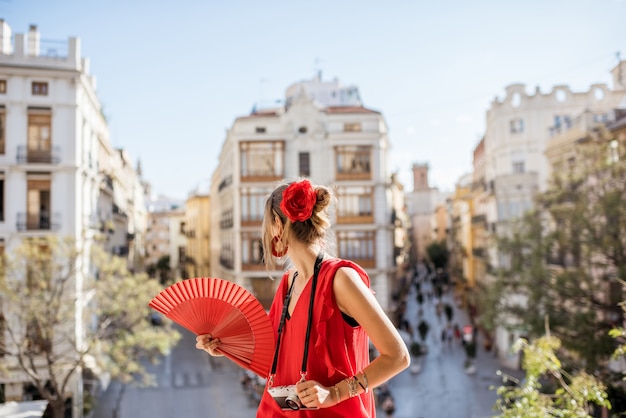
[261,179,332,271]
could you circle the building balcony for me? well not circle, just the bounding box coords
[336,171,372,181]
[471,214,486,225]
[112,203,127,218]
[337,213,374,225]
[241,215,263,227]
[240,172,283,182]
[242,260,265,271]
[219,256,234,269]
[16,146,61,164]
[472,247,485,258]
[16,212,60,231]
[348,256,375,269]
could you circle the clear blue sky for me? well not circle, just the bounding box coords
[2,0,625,198]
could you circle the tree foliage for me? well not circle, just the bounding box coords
[478,133,626,373]
[0,236,181,418]
[495,334,610,417]
[426,240,449,270]
[494,305,626,417]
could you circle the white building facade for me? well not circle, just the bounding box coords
[210,74,399,311]
[0,21,145,410]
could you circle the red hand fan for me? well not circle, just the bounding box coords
[149,277,275,378]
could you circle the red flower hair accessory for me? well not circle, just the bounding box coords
[280,179,317,222]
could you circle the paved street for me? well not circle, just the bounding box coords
[92,324,259,418]
[383,268,523,418]
[92,268,522,418]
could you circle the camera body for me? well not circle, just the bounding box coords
[267,385,318,410]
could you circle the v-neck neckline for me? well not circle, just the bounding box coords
[286,272,313,319]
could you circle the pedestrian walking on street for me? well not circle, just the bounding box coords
[382,394,396,417]
[197,178,410,417]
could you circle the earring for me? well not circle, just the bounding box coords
[271,235,288,257]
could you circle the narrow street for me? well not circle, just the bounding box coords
[383,266,523,418]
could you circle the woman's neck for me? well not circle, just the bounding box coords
[288,243,322,281]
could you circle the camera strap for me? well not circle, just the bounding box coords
[268,252,324,387]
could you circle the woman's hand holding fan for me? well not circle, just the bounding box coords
[149,277,275,378]
[195,334,224,357]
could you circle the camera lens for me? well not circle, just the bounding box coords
[285,394,301,410]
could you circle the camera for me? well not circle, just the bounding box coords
[267,385,317,410]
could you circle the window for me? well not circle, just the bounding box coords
[241,188,271,225]
[26,320,49,354]
[0,106,5,154]
[220,208,234,229]
[567,156,576,168]
[298,126,307,134]
[337,231,375,268]
[180,221,186,235]
[255,126,266,134]
[593,113,608,123]
[553,115,571,130]
[344,122,362,132]
[25,243,52,354]
[22,176,51,230]
[299,152,310,177]
[335,145,372,180]
[32,81,48,96]
[609,139,620,164]
[512,161,525,173]
[0,80,6,94]
[27,108,52,163]
[241,232,263,268]
[220,233,234,269]
[0,173,4,222]
[336,186,374,223]
[240,141,284,180]
[510,119,524,134]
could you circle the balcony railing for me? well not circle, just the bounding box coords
[472,247,485,258]
[337,213,374,225]
[241,215,263,227]
[471,214,486,225]
[219,256,234,270]
[16,212,60,231]
[16,146,61,164]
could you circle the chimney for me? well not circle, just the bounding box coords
[0,19,12,54]
[27,24,39,56]
[611,57,626,91]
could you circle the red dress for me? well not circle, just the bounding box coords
[256,258,375,417]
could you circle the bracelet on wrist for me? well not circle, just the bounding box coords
[358,371,369,393]
[333,385,341,404]
[347,376,359,398]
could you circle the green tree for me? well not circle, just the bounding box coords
[495,333,610,417]
[0,236,181,418]
[479,132,626,375]
[426,240,449,270]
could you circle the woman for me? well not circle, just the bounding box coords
[197,179,410,416]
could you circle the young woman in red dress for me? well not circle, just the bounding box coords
[197,179,410,416]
